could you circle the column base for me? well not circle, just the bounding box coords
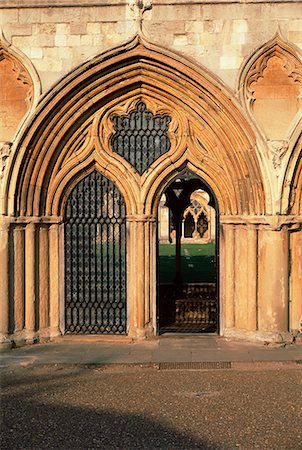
[223,328,293,344]
[0,333,12,351]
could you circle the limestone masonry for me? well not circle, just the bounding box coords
[0,0,301,346]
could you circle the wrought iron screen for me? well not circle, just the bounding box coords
[64,171,127,334]
[111,101,171,175]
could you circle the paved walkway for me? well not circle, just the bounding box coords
[1,336,301,367]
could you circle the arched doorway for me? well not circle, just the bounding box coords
[64,170,127,334]
[157,170,219,334]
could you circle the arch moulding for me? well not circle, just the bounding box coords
[3,34,268,219]
[3,35,295,346]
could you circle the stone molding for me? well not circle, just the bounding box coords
[0,31,41,140]
[220,214,302,229]
[1,0,299,7]
[0,142,12,179]
[238,31,302,141]
[3,34,268,219]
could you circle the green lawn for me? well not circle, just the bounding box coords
[158,243,216,283]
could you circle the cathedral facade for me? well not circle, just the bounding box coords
[0,0,301,347]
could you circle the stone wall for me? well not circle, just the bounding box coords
[0,0,301,345]
[0,0,301,92]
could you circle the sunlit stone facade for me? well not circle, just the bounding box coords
[0,0,301,346]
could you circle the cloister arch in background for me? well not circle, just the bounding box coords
[0,34,298,345]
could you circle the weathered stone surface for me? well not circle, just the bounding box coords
[0,1,301,345]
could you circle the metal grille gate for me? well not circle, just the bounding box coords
[111,101,171,175]
[64,170,127,334]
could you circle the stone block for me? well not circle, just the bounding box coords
[58,47,73,60]
[213,20,224,33]
[56,23,70,35]
[0,9,18,25]
[70,23,87,35]
[289,31,302,44]
[31,47,43,59]
[55,34,67,47]
[202,4,241,21]
[187,33,200,46]
[155,5,201,21]
[289,20,302,32]
[233,19,248,33]
[40,7,81,23]
[173,34,188,47]
[43,48,59,59]
[80,35,94,46]
[9,24,32,36]
[32,23,56,36]
[220,55,243,70]
[66,35,81,46]
[18,8,41,24]
[185,21,204,34]
[34,57,62,72]
[116,20,135,34]
[87,22,101,35]
[231,33,246,45]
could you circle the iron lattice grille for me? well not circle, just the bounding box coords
[64,171,127,334]
[110,101,171,175]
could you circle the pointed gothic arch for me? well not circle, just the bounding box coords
[238,31,302,142]
[3,34,292,345]
[3,34,268,218]
[0,31,41,142]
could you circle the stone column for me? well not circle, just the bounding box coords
[127,214,156,338]
[258,226,289,333]
[13,226,25,339]
[0,220,10,344]
[221,223,235,330]
[290,227,302,332]
[39,225,50,338]
[234,225,257,331]
[49,224,61,337]
[25,222,36,343]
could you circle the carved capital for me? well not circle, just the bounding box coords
[0,142,12,178]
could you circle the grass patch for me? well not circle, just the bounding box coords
[159,243,216,283]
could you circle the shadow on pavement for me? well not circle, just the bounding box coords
[1,366,224,450]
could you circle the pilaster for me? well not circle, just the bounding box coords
[25,222,36,343]
[49,223,61,337]
[258,225,289,333]
[0,220,11,344]
[127,214,156,338]
[13,226,25,341]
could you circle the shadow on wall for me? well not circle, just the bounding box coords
[1,366,224,450]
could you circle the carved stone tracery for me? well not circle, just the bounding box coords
[240,33,302,142]
[0,38,34,141]
[110,100,171,175]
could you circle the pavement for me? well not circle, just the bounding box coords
[1,335,302,368]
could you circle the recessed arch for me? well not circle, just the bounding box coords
[0,31,41,142]
[282,131,302,215]
[3,34,268,219]
[238,31,302,142]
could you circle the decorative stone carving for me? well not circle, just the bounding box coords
[110,100,171,175]
[0,38,34,141]
[267,140,288,170]
[239,32,302,141]
[0,142,12,178]
[129,0,152,32]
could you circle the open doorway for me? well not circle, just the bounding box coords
[157,170,219,334]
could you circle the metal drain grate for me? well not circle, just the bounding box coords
[159,361,232,370]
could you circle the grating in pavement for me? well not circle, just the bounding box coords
[159,361,232,370]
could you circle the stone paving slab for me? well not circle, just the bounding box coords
[0,337,301,368]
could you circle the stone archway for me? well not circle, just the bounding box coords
[157,170,219,335]
[1,34,279,345]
